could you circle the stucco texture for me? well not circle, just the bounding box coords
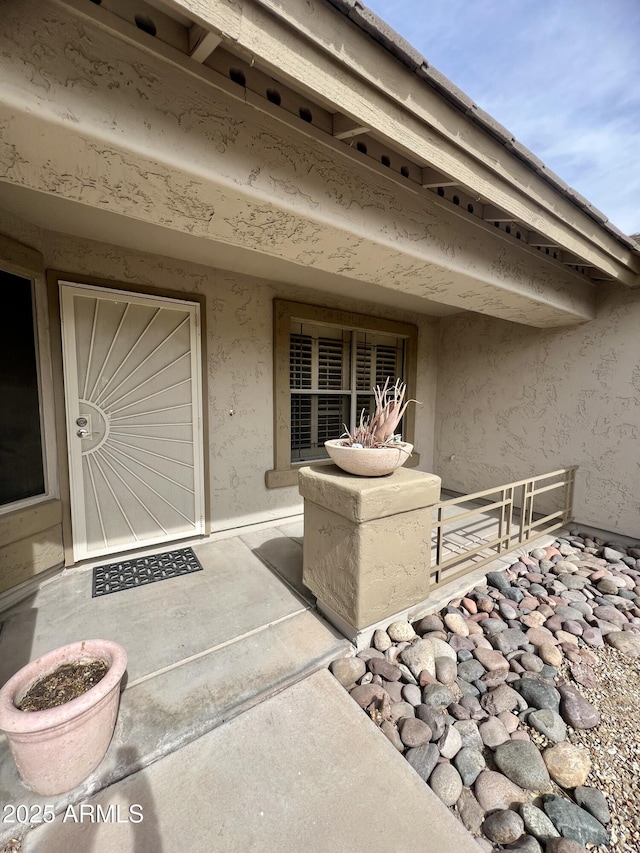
[0,501,63,595]
[300,466,440,629]
[0,206,438,533]
[435,284,640,536]
[0,0,595,326]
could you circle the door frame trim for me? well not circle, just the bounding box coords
[0,238,59,517]
[47,271,210,567]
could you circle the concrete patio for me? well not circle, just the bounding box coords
[0,515,491,852]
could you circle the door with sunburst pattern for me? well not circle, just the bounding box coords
[60,283,205,562]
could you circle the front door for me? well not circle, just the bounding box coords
[59,282,205,562]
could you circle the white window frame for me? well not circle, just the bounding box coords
[266,299,419,488]
[0,238,57,515]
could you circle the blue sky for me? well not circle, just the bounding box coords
[365,0,640,236]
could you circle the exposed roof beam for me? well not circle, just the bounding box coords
[421,167,458,188]
[332,114,370,139]
[528,232,561,248]
[189,24,222,63]
[561,254,597,267]
[482,205,516,223]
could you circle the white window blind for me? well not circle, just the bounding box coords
[290,323,405,462]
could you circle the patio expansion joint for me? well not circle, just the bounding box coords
[124,604,312,690]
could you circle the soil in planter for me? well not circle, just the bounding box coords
[17,659,109,712]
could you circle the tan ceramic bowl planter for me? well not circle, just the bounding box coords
[0,639,127,796]
[324,439,413,477]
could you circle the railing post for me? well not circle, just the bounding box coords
[506,486,514,549]
[564,466,577,523]
[436,505,444,585]
[531,480,536,536]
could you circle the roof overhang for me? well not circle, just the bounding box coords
[156,0,639,284]
[0,0,636,330]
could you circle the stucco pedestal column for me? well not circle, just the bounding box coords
[299,465,441,644]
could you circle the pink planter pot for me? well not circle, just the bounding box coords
[0,639,127,795]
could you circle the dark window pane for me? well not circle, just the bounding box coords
[356,394,375,423]
[317,337,344,389]
[375,344,399,387]
[290,333,312,389]
[291,395,312,461]
[355,342,372,391]
[356,341,403,392]
[317,394,348,445]
[0,271,45,505]
[291,394,349,462]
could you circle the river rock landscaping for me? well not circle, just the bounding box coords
[330,531,640,852]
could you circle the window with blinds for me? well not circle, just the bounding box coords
[290,322,405,462]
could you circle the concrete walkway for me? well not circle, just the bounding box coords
[19,669,484,853]
[0,519,485,852]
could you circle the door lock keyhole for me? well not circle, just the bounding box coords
[76,414,92,438]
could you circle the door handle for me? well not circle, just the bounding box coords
[77,428,90,438]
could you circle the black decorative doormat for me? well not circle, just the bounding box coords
[92,547,203,597]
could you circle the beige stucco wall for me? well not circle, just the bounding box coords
[435,284,640,536]
[0,502,64,596]
[0,206,438,536]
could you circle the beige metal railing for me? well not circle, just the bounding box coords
[431,466,577,589]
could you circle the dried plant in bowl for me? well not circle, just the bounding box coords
[324,378,419,476]
[342,378,418,448]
